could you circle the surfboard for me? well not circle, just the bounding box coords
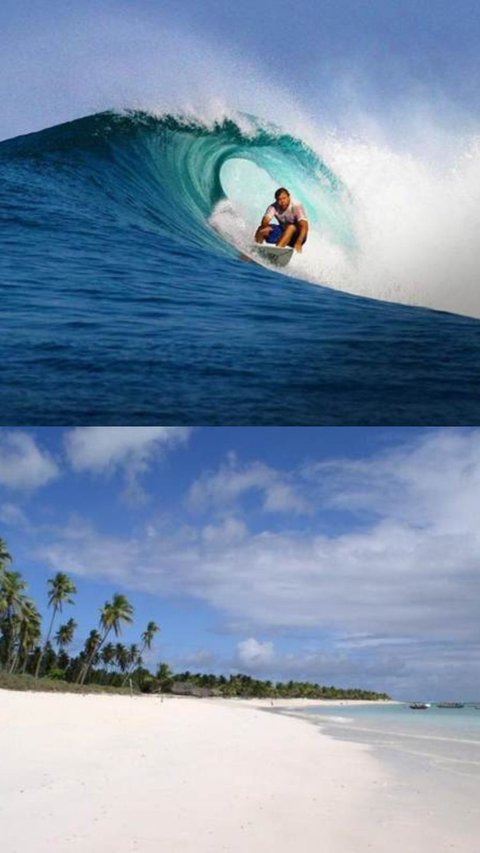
[251,244,293,268]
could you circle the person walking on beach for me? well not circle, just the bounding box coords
[255,187,309,253]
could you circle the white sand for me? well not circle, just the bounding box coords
[0,691,475,852]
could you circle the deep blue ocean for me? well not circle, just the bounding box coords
[1,110,479,425]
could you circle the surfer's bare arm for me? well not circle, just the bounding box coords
[294,219,309,252]
[255,215,273,244]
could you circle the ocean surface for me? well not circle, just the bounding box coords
[294,702,480,779]
[283,702,480,846]
[1,110,480,425]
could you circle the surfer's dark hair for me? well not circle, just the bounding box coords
[274,187,290,199]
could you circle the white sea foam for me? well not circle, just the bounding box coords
[305,132,480,318]
[213,130,480,319]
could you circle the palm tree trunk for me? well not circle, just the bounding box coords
[121,642,145,687]
[78,629,109,685]
[34,606,57,678]
[5,612,15,673]
[9,647,20,674]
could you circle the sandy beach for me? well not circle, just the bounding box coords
[0,690,476,852]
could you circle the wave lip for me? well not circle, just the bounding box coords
[0,109,353,256]
[2,108,480,319]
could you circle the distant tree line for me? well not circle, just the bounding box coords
[0,536,389,700]
[168,671,389,700]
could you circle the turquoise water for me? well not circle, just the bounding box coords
[2,110,480,424]
[279,703,480,848]
[292,702,480,778]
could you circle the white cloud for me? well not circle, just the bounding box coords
[0,432,59,491]
[232,642,407,686]
[0,502,29,527]
[65,427,191,473]
[38,515,147,586]
[64,427,191,502]
[34,428,480,697]
[236,638,275,667]
[201,517,247,546]
[38,508,479,646]
[306,429,480,535]
[188,453,309,515]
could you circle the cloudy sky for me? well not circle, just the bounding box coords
[1,426,479,700]
[1,0,479,140]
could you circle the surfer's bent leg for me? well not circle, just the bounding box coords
[255,225,272,244]
[290,224,308,247]
[276,224,296,247]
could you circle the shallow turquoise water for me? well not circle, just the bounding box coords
[293,703,480,778]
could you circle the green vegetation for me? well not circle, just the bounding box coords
[34,572,76,678]
[0,536,158,694]
[0,536,390,701]
[168,671,389,701]
[0,671,133,694]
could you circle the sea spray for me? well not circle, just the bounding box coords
[212,116,480,318]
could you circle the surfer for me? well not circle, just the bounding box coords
[254,188,309,253]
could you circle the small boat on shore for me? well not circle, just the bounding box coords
[409,703,431,710]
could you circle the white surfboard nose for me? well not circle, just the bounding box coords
[251,244,294,267]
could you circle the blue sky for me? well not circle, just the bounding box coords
[1,0,479,140]
[1,426,479,701]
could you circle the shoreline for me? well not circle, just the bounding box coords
[1,690,476,851]
[238,696,401,708]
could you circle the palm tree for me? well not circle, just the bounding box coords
[54,617,77,653]
[101,641,115,665]
[0,584,7,625]
[114,642,129,675]
[140,620,159,658]
[10,598,41,674]
[0,538,12,572]
[117,643,140,686]
[0,539,13,619]
[77,630,102,682]
[0,540,13,644]
[126,643,140,677]
[100,642,116,683]
[0,570,28,671]
[35,572,76,678]
[156,661,174,692]
[100,593,134,639]
[78,593,134,684]
[122,620,159,686]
